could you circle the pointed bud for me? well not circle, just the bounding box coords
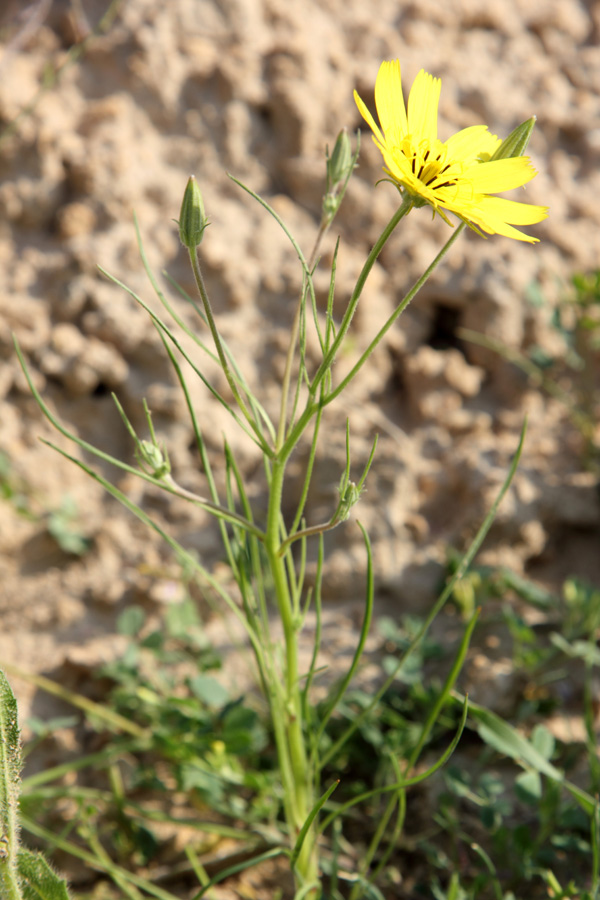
[323,129,355,223]
[326,128,353,191]
[178,175,208,249]
[491,117,536,161]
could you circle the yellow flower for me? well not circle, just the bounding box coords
[354,60,548,243]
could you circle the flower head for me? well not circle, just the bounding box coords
[354,60,548,242]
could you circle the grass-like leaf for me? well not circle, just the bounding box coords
[319,695,469,834]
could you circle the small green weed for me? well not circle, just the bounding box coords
[0,450,91,555]
[432,558,600,899]
[20,598,277,882]
[0,450,35,519]
[46,495,92,556]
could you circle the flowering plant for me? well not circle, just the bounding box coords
[355,59,547,241]
[1,59,557,900]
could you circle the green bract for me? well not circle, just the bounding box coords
[491,116,537,161]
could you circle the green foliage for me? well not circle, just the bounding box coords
[18,850,71,900]
[46,496,92,557]
[0,452,33,518]
[1,671,71,900]
[0,453,91,556]
[433,755,595,897]
[433,552,600,898]
[99,603,272,816]
[16,599,277,891]
[532,268,600,465]
[0,670,22,900]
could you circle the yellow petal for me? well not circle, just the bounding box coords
[353,89,385,145]
[466,157,538,192]
[445,125,500,162]
[375,59,408,142]
[474,195,548,225]
[407,70,441,143]
[475,218,539,242]
[467,196,548,242]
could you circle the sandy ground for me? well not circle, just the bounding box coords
[0,0,599,728]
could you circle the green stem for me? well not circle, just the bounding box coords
[162,475,266,541]
[277,291,304,452]
[280,400,320,465]
[289,392,326,536]
[188,247,269,450]
[0,872,22,900]
[279,516,341,555]
[265,458,318,886]
[276,218,330,452]
[324,221,466,406]
[310,195,413,396]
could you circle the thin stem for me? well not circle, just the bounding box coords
[188,247,270,451]
[348,769,399,900]
[162,475,265,542]
[403,607,480,777]
[366,775,406,892]
[264,458,318,884]
[277,294,304,452]
[312,521,373,758]
[276,219,330,452]
[289,391,326,536]
[302,534,324,724]
[279,516,342,555]
[324,221,466,406]
[265,465,308,809]
[309,195,413,397]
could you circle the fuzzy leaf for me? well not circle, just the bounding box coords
[0,669,23,899]
[18,850,70,900]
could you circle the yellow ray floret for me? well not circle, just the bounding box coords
[354,60,548,242]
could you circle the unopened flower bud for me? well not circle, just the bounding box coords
[326,128,353,191]
[323,130,354,224]
[337,479,362,522]
[178,175,208,250]
[491,117,536,161]
[138,440,170,478]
